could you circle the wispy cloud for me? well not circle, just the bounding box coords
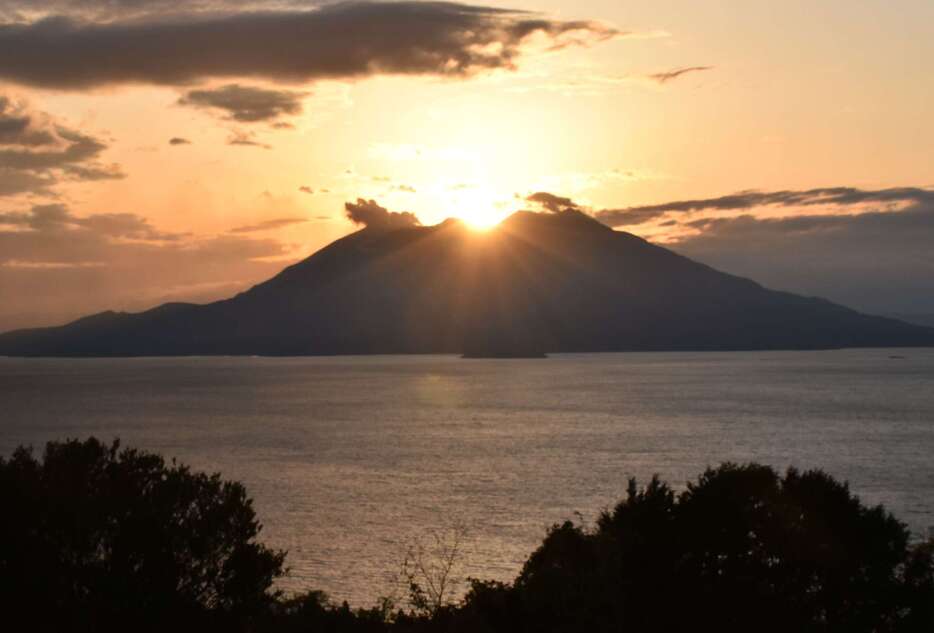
[229,217,307,233]
[227,129,270,149]
[0,203,184,240]
[647,65,713,84]
[507,65,713,97]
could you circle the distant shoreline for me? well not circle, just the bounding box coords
[4,345,934,360]
[461,352,548,359]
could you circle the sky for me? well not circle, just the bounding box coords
[1,0,933,331]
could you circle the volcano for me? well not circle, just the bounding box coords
[2,209,933,357]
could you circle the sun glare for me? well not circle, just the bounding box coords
[462,210,503,230]
[447,186,513,230]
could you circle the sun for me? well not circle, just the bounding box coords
[447,186,512,230]
[462,209,504,231]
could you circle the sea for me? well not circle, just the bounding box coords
[2,349,933,605]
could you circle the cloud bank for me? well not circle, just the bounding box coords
[0,94,123,196]
[594,186,934,227]
[527,186,934,315]
[672,198,934,316]
[0,1,618,89]
[0,202,293,331]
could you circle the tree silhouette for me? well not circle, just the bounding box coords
[0,438,285,633]
[503,463,934,633]
[400,523,469,616]
[2,439,932,633]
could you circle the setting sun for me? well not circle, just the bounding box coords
[446,185,513,229]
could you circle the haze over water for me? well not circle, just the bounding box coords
[2,349,933,604]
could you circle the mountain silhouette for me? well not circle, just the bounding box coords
[2,209,933,357]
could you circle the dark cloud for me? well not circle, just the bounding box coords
[0,2,618,89]
[229,216,306,233]
[0,168,53,195]
[1,128,106,170]
[179,83,306,122]
[344,198,420,230]
[168,136,190,145]
[0,202,295,331]
[0,95,56,145]
[526,192,620,224]
[647,65,713,84]
[0,0,306,20]
[596,187,934,226]
[298,185,313,194]
[526,192,620,229]
[0,94,124,196]
[0,114,30,139]
[670,199,934,315]
[526,191,578,213]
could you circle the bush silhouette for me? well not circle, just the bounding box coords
[504,463,932,633]
[264,464,933,633]
[2,439,932,633]
[0,438,285,633]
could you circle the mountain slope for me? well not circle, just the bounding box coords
[2,210,933,357]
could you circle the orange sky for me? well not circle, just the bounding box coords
[1,0,933,330]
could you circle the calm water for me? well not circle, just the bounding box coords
[2,350,933,604]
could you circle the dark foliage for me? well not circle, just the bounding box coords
[260,464,933,633]
[2,439,932,633]
[483,464,934,633]
[0,438,285,633]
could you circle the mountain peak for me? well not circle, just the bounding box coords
[1,210,932,357]
[499,208,613,234]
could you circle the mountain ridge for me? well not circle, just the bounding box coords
[2,210,933,357]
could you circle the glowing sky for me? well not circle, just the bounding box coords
[1,0,933,330]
